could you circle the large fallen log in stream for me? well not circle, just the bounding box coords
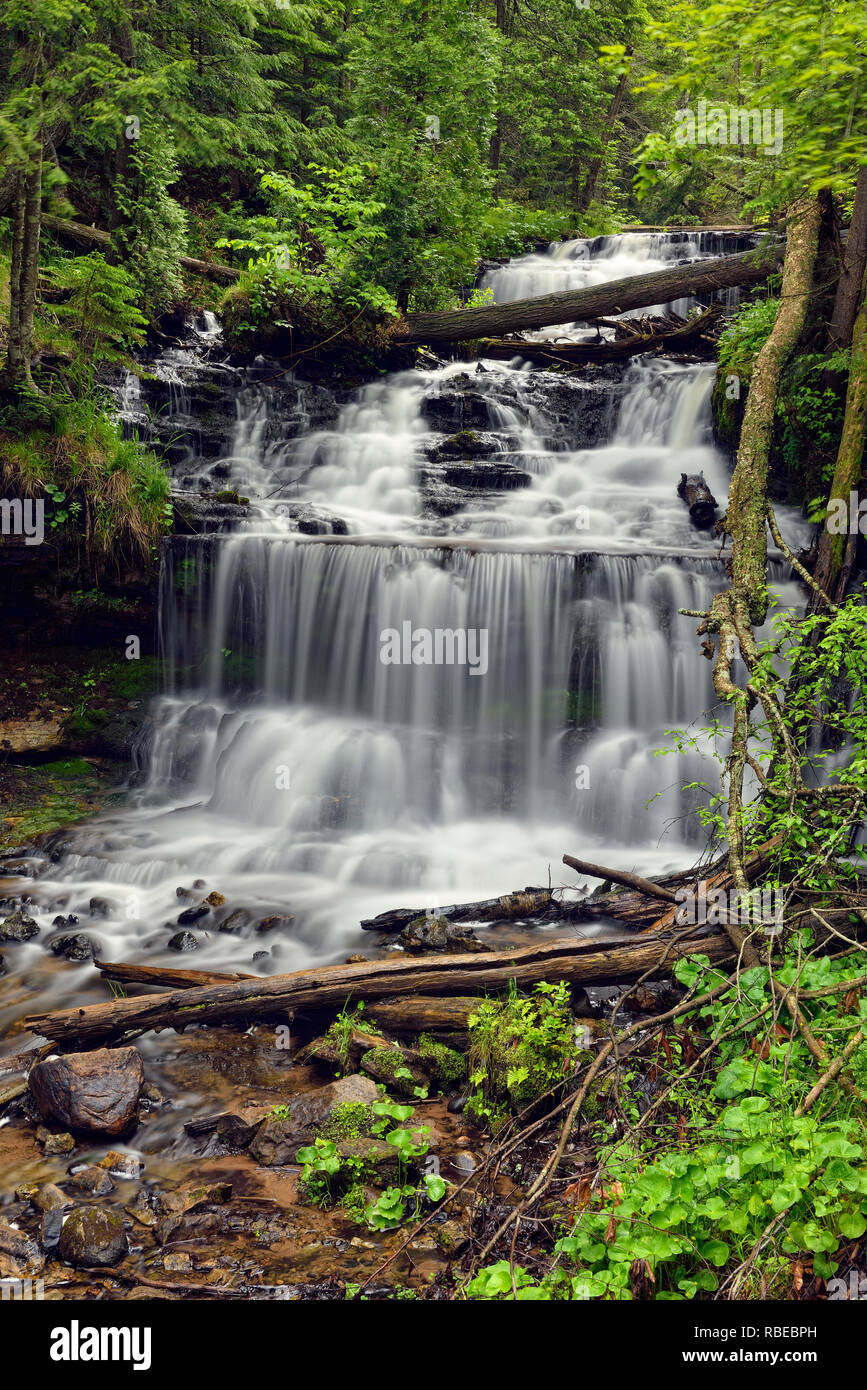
[26,929,734,1046]
[400,244,778,344]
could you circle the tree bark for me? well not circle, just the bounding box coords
[2,149,43,392]
[26,930,733,1045]
[40,214,240,283]
[724,198,823,625]
[399,244,779,343]
[814,258,867,601]
[577,50,632,214]
[827,168,867,353]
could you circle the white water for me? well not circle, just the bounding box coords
[6,232,811,995]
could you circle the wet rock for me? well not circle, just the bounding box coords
[167,930,199,951]
[51,913,78,928]
[345,954,368,965]
[360,1045,430,1098]
[397,915,488,954]
[41,1209,65,1249]
[183,1112,256,1152]
[98,1150,144,1179]
[205,890,226,907]
[88,895,117,918]
[29,1046,145,1137]
[255,913,294,934]
[36,1127,76,1155]
[125,1189,158,1228]
[249,1074,378,1166]
[177,903,210,925]
[252,950,269,962]
[219,909,251,934]
[0,951,6,977]
[163,1251,192,1273]
[335,1137,403,1184]
[59,1206,128,1268]
[432,1219,469,1255]
[0,910,39,943]
[302,1029,385,1073]
[68,1164,115,1196]
[47,932,96,962]
[421,391,491,432]
[176,885,198,900]
[0,1219,45,1277]
[33,1183,70,1213]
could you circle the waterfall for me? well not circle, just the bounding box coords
[21,232,810,977]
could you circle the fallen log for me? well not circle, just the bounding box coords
[478,303,724,365]
[41,214,240,284]
[400,244,778,344]
[365,996,481,1034]
[93,959,255,989]
[361,887,554,933]
[678,472,719,528]
[26,929,733,1046]
[562,855,678,904]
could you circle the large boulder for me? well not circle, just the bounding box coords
[29,1047,145,1137]
[59,1206,128,1268]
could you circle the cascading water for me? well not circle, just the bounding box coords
[4,232,811,998]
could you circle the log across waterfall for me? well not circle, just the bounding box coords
[2,230,812,1002]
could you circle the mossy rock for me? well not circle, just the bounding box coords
[318,1101,374,1142]
[360,1045,429,1097]
[416,1034,466,1089]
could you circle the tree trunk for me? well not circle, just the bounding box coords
[399,244,779,343]
[827,168,867,353]
[724,197,823,625]
[577,51,632,214]
[40,214,240,283]
[2,149,43,392]
[814,260,867,600]
[26,930,734,1045]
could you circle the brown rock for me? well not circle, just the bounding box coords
[68,1164,115,1196]
[0,1219,45,1277]
[249,1074,378,1166]
[36,1127,75,1155]
[29,1047,145,1137]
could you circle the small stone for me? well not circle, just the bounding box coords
[0,910,39,943]
[345,954,367,964]
[219,910,250,934]
[33,1184,70,1212]
[142,1083,164,1105]
[255,914,294,934]
[163,1251,192,1272]
[205,891,225,907]
[177,904,210,925]
[47,933,96,962]
[252,950,269,962]
[176,886,197,900]
[88,896,116,919]
[167,930,199,951]
[0,1219,44,1276]
[59,1206,128,1268]
[98,1150,143,1179]
[433,1219,469,1255]
[41,1209,65,1249]
[36,1128,76,1155]
[68,1164,115,1196]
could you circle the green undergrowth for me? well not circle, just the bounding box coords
[462,948,867,1300]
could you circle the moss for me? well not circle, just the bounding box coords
[339,1181,370,1225]
[318,1102,374,1142]
[416,1034,466,1087]
[215,489,250,505]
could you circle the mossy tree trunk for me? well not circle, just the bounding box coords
[814,259,867,601]
[703,196,823,894]
[1,145,44,394]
